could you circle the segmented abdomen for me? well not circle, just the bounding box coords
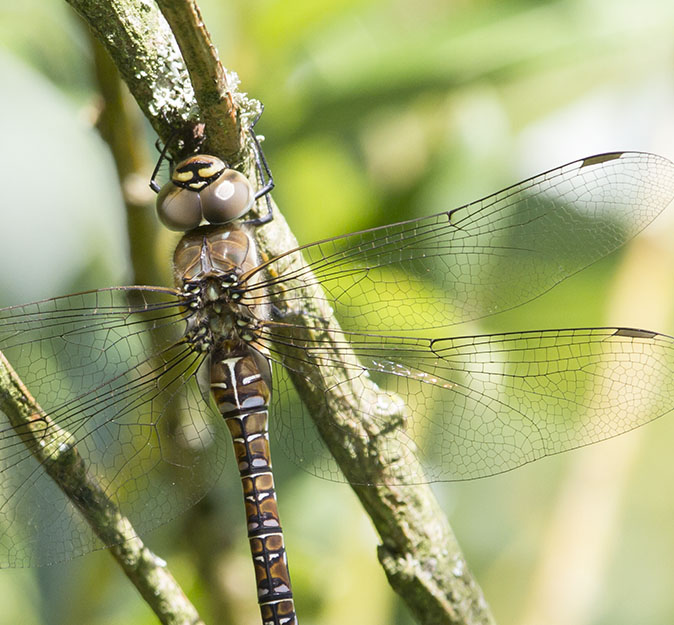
[210,345,297,625]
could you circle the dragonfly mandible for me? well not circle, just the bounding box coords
[1,127,674,625]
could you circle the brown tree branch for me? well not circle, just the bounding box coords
[66,0,193,144]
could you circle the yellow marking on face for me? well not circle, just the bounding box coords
[198,162,225,179]
[173,170,195,183]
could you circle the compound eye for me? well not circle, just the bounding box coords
[156,182,202,231]
[200,169,255,224]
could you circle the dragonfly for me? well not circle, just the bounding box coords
[1,139,674,625]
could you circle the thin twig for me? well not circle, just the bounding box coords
[0,351,204,625]
[155,0,241,159]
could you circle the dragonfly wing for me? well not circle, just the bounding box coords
[0,287,228,566]
[262,324,674,483]
[246,152,674,331]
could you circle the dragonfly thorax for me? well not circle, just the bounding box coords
[173,224,260,283]
[183,293,256,354]
[174,224,266,353]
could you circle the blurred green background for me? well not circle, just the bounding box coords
[1,0,674,624]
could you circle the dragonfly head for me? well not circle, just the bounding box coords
[156,155,256,231]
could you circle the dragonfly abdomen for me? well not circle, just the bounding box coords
[210,347,298,625]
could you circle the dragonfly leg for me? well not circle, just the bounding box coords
[242,110,275,227]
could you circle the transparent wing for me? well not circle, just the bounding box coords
[244,152,674,331]
[261,324,674,483]
[0,288,228,566]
